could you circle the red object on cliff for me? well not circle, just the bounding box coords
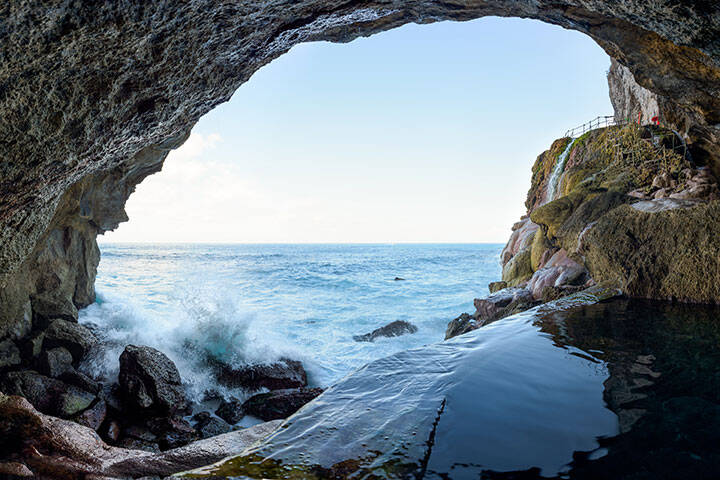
[651,115,659,125]
[637,111,642,125]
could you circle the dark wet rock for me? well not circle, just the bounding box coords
[30,294,79,326]
[124,424,158,443]
[118,345,188,416]
[445,313,481,340]
[59,369,101,394]
[474,288,535,322]
[117,424,160,452]
[39,346,73,377]
[116,436,161,453]
[488,281,507,293]
[99,383,125,415]
[215,397,245,425]
[146,416,199,451]
[105,419,121,443]
[0,462,33,478]
[214,358,307,391]
[19,332,44,361]
[445,288,537,340]
[242,387,324,421]
[0,370,95,418]
[105,421,282,478]
[0,338,21,371]
[192,411,232,439]
[394,277,405,281]
[0,392,280,478]
[353,320,418,342]
[43,319,97,362]
[74,399,107,431]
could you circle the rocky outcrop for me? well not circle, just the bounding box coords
[0,393,281,479]
[213,358,308,391]
[446,288,536,339]
[118,345,189,416]
[242,387,325,421]
[353,320,418,342]
[495,123,720,306]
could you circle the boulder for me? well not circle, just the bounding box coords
[74,399,107,431]
[43,319,97,362]
[59,369,101,394]
[146,416,199,450]
[445,313,482,340]
[192,411,232,439]
[104,420,282,478]
[214,397,244,425]
[501,248,534,287]
[526,250,588,300]
[474,288,534,321]
[0,462,33,478]
[39,346,74,377]
[242,387,324,421]
[20,332,44,361]
[214,358,307,391]
[118,345,188,416]
[445,288,537,340]
[0,392,280,478]
[0,370,95,418]
[353,320,418,342]
[0,338,21,371]
[30,294,78,326]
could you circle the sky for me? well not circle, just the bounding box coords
[102,17,612,244]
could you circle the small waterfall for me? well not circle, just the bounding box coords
[545,138,576,203]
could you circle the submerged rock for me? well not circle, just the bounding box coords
[353,320,418,342]
[214,358,307,391]
[242,387,324,421]
[118,345,188,416]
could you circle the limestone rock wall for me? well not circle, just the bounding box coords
[0,2,719,338]
[501,123,720,304]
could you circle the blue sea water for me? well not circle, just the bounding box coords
[80,243,502,402]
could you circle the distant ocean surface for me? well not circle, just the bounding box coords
[80,243,502,402]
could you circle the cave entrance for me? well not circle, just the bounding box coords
[86,17,612,400]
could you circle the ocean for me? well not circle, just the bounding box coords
[79,243,503,403]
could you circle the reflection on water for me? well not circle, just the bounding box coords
[183,296,720,479]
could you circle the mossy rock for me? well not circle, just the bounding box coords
[530,228,553,271]
[583,200,720,303]
[530,192,585,239]
[501,248,533,287]
[554,191,631,253]
[488,281,507,293]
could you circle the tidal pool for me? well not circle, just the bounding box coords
[183,294,720,479]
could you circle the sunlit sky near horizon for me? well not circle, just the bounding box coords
[102,17,612,244]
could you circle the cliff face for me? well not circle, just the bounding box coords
[0,2,719,338]
[500,123,720,304]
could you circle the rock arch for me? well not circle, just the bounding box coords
[0,2,718,336]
